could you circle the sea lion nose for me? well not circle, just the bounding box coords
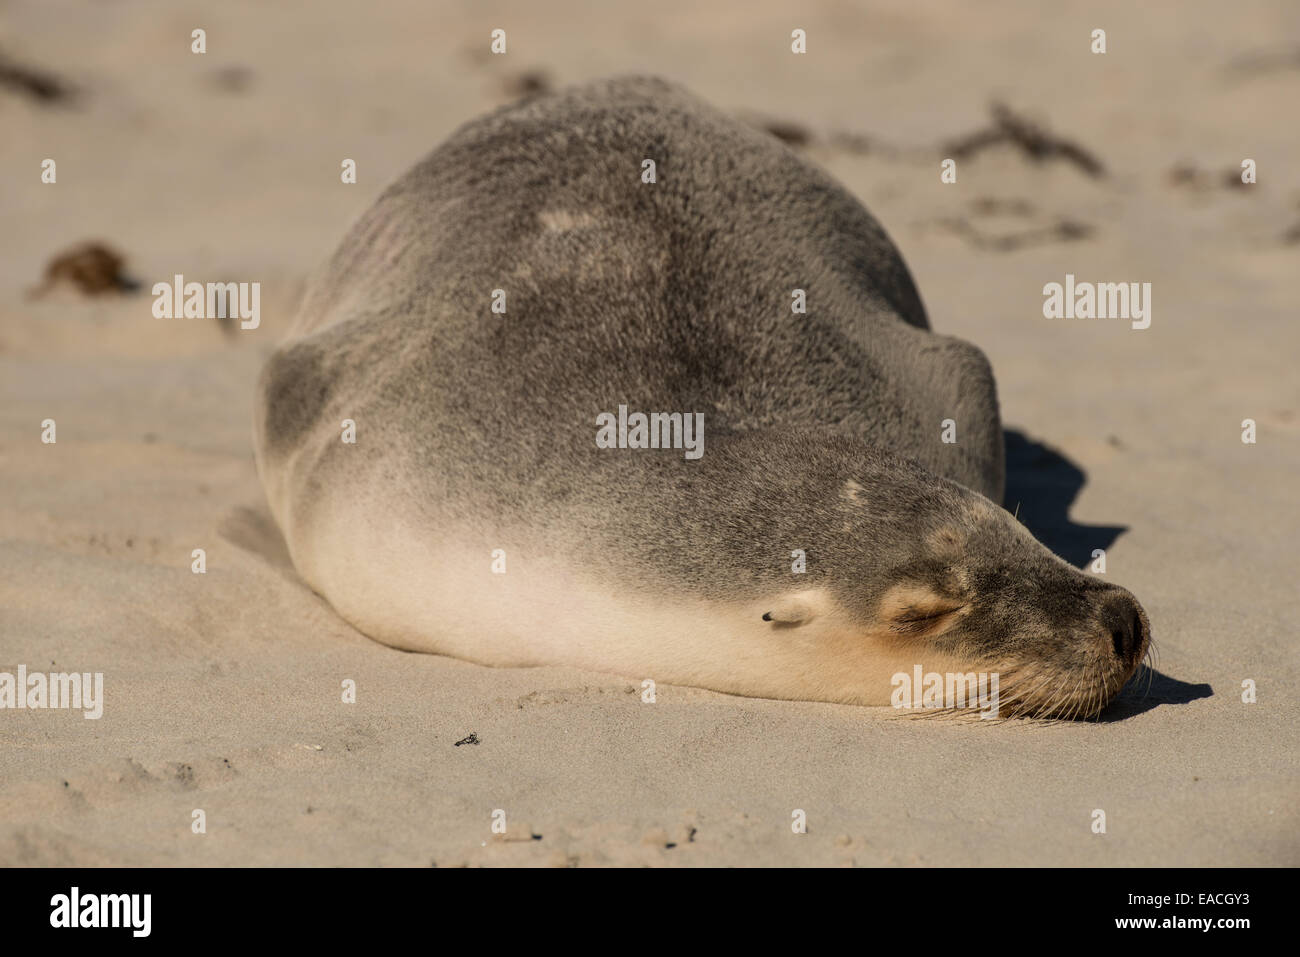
[1098,591,1147,664]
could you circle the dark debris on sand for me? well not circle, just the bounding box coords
[0,50,73,103]
[28,241,140,298]
[947,103,1106,178]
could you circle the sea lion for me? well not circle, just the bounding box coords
[253,75,1150,718]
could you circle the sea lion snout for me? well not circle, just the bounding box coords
[1095,589,1150,668]
[984,574,1153,719]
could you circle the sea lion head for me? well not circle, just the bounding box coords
[750,440,1151,718]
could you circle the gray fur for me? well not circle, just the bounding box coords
[256,76,1002,591]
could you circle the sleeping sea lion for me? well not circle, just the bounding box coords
[253,76,1150,718]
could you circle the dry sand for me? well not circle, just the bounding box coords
[1,0,1297,865]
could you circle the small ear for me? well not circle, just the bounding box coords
[762,598,813,625]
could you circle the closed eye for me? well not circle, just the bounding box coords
[889,603,967,635]
[894,604,964,624]
[878,582,969,637]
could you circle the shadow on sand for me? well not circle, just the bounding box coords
[1002,429,1125,569]
[1104,666,1214,720]
[1002,429,1213,717]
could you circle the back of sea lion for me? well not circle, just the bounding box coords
[254,75,1149,715]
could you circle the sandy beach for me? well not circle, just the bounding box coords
[1,0,1297,866]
